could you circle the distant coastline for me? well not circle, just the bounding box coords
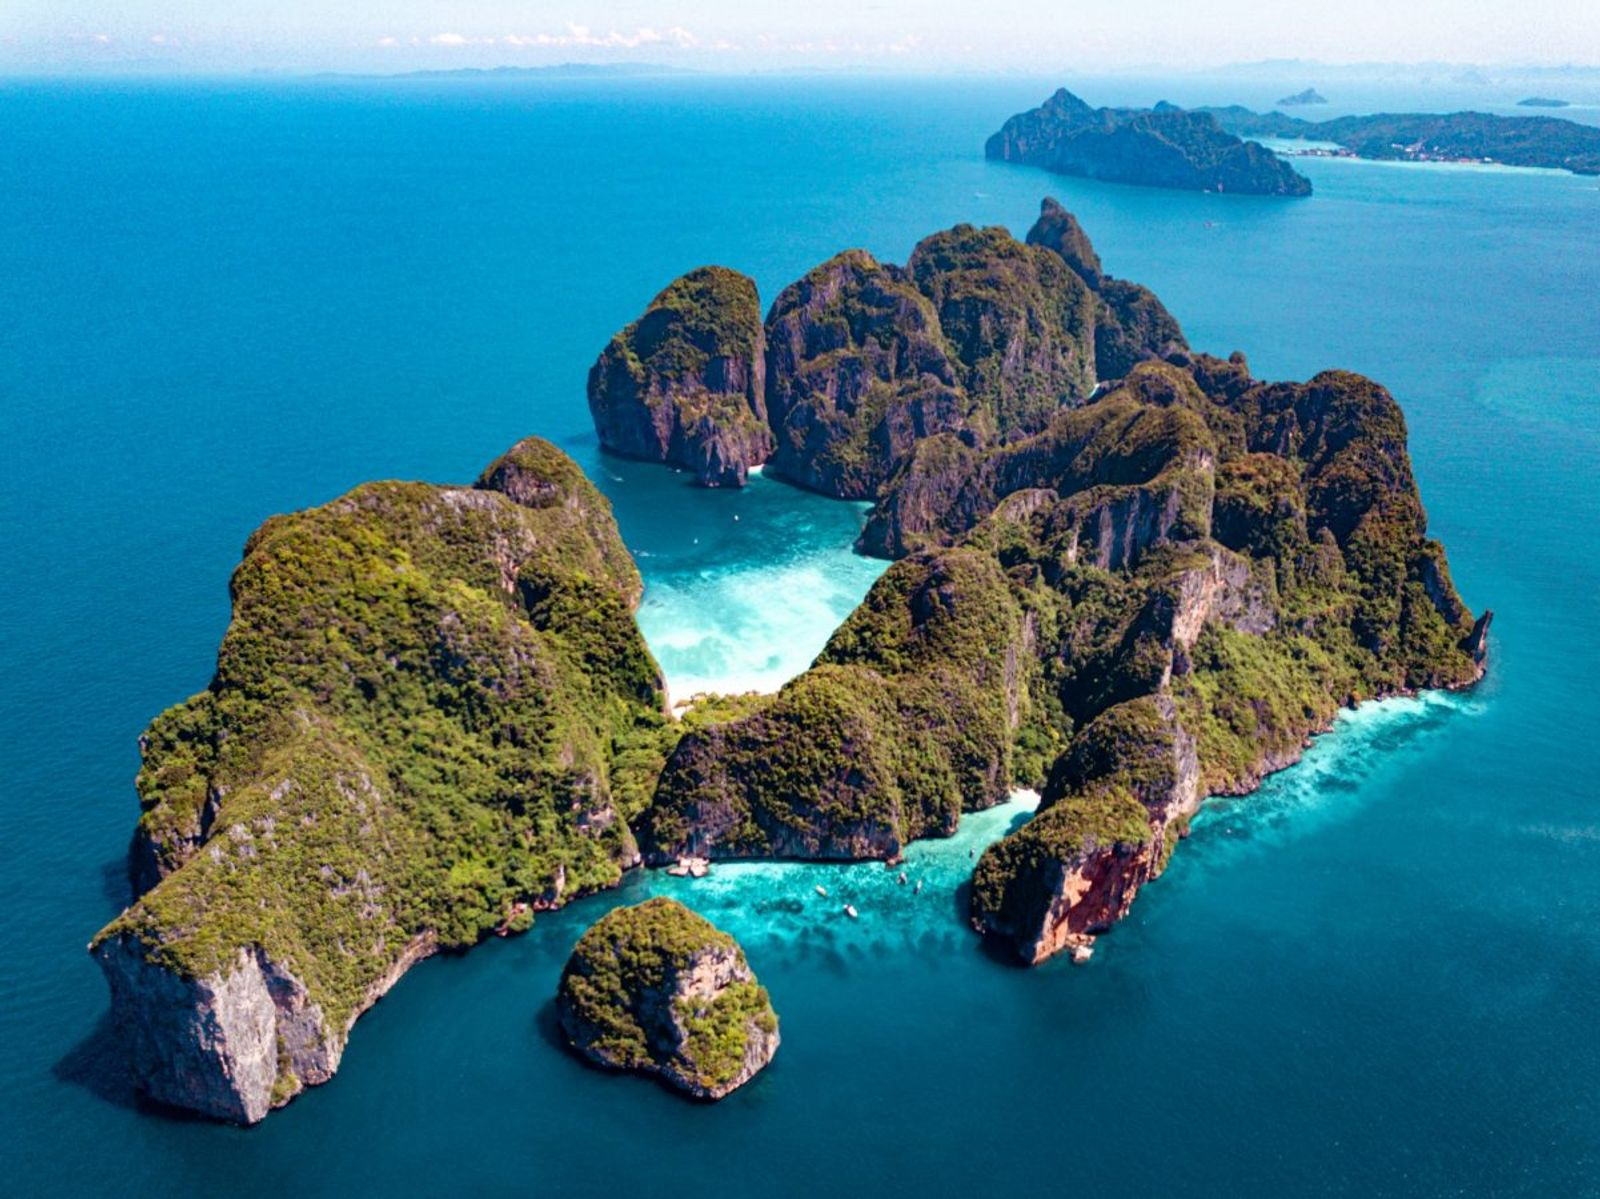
[1190,103,1600,176]
[310,62,695,81]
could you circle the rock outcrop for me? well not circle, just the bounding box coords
[763,249,967,498]
[588,266,773,486]
[625,300,1488,960]
[589,203,1173,506]
[986,88,1313,196]
[556,898,778,1099]
[1025,197,1186,381]
[92,437,671,1122]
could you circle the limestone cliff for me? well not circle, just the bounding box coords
[589,205,1158,503]
[92,437,670,1122]
[556,898,778,1099]
[588,266,773,486]
[1025,197,1187,380]
[986,87,1313,196]
[635,336,1488,962]
[763,249,967,498]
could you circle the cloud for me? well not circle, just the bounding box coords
[376,36,400,48]
[429,33,472,47]
[149,33,167,45]
[92,33,110,44]
[489,24,707,50]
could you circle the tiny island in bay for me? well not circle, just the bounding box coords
[556,898,778,1099]
[91,197,1489,1123]
[985,88,1313,195]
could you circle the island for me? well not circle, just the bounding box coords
[600,203,1489,966]
[984,88,1312,196]
[1517,97,1571,108]
[1188,102,1600,175]
[556,898,779,1099]
[91,198,1488,1124]
[591,199,1185,494]
[91,437,676,1123]
[1277,88,1328,106]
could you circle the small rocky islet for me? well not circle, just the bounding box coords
[90,197,1490,1122]
[556,898,778,1099]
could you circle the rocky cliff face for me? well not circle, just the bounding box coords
[92,437,669,1122]
[589,206,1153,505]
[556,898,778,1100]
[987,87,1313,196]
[631,337,1488,962]
[588,266,773,487]
[1025,197,1187,381]
[763,250,967,498]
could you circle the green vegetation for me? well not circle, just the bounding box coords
[556,898,777,1097]
[588,265,772,486]
[95,439,668,1032]
[1197,104,1600,176]
[642,547,1029,861]
[987,88,1314,196]
[908,223,1098,439]
[629,323,1485,954]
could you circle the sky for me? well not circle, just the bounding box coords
[3,0,1598,74]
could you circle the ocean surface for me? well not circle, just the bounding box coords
[1,74,1598,1196]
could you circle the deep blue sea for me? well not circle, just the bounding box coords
[2,74,1598,1197]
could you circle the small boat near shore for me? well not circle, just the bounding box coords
[843,904,858,919]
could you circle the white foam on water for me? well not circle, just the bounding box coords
[1191,689,1484,852]
[637,548,888,699]
[639,791,1041,957]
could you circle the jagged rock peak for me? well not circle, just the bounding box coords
[587,265,772,487]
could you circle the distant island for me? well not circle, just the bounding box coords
[93,198,1488,1124]
[1190,102,1600,175]
[314,62,692,81]
[986,88,1312,196]
[1517,97,1571,108]
[1277,88,1328,106]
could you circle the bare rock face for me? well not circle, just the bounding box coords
[556,899,779,1100]
[973,696,1199,962]
[587,266,773,487]
[860,360,1216,558]
[94,939,339,1123]
[764,250,968,499]
[1025,198,1187,381]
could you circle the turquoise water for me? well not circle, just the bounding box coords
[1,75,1598,1195]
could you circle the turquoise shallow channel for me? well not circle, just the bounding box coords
[1,74,1598,1196]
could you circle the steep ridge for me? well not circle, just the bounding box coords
[92,438,673,1122]
[587,200,1188,503]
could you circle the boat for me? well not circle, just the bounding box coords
[843,904,858,919]
[815,884,828,898]
[1071,944,1094,965]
